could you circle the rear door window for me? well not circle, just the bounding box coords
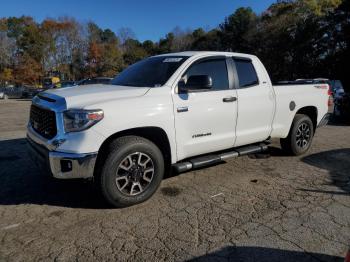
[233,58,259,88]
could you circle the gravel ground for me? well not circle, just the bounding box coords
[0,99,349,261]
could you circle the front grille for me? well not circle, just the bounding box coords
[30,104,57,139]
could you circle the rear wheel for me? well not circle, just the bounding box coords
[280,114,314,156]
[99,136,164,207]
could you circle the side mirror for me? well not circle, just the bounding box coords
[178,75,213,93]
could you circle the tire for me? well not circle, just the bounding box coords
[280,114,314,156]
[99,136,164,208]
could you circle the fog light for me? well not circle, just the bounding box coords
[60,160,72,172]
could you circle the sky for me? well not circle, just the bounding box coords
[0,0,276,41]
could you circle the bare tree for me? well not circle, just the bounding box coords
[117,27,136,44]
[170,26,193,51]
[0,32,16,68]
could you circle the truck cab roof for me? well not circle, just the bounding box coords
[154,51,256,60]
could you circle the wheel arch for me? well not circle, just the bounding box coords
[295,106,318,131]
[94,126,172,177]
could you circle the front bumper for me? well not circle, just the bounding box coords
[27,130,97,179]
[27,92,98,179]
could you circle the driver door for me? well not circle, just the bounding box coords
[172,57,238,160]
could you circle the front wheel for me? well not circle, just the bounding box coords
[280,114,314,156]
[99,136,164,208]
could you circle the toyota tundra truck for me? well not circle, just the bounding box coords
[27,51,331,207]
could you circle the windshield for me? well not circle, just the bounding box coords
[111,56,188,87]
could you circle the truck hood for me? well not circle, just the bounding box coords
[44,84,150,109]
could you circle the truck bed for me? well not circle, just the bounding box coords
[270,83,330,138]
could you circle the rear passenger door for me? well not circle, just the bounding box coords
[232,57,275,147]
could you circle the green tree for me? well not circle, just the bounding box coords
[122,39,147,65]
[142,40,157,55]
[158,33,174,53]
[299,0,342,16]
[192,28,206,39]
[318,0,350,88]
[85,22,123,77]
[191,29,223,51]
[220,7,257,52]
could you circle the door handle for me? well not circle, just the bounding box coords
[223,96,237,103]
[177,106,188,113]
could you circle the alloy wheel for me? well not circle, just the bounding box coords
[115,152,154,196]
[296,122,311,149]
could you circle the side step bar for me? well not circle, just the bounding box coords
[173,143,268,173]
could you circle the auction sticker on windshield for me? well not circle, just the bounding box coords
[163,58,183,63]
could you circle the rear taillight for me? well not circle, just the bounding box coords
[327,86,332,96]
[326,84,333,107]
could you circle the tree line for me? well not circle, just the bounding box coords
[0,0,349,90]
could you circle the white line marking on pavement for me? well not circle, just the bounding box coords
[2,223,20,230]
[210,193,224,198]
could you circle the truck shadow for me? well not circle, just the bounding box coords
[300,148,350,195]
[1,138,348,209]
[252,146,289,157]
[187,246,343,262]
[0,138,108,209]
[0,138,250,208]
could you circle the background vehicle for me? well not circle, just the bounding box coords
[43,76,60,89]
[77,77,112,85]
[0,86,25,99]
[21,87,45,98]
[27,51,331,207]
[0,86,46,99]
[329,80,345,99]
[334,93,350,122]
[58,81,77,88]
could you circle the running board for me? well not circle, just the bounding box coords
[173,143,268,173]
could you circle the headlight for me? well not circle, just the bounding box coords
[63,109,104,132]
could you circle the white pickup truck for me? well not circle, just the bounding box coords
[27,51,331,207]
